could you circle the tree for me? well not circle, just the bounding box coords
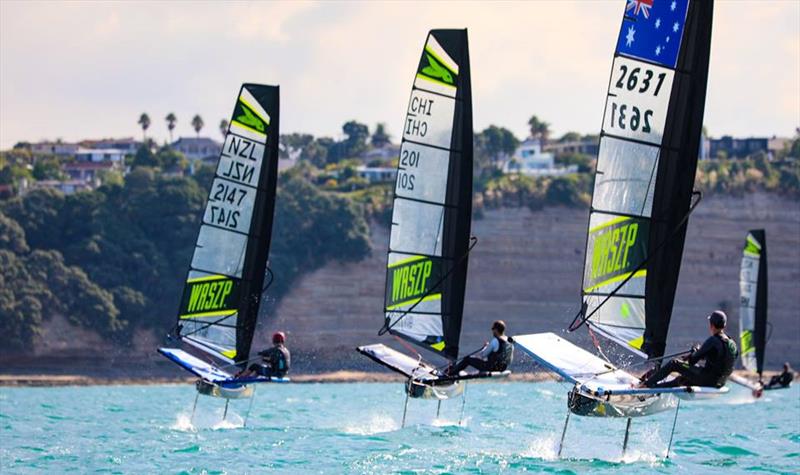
[528,115,550,145]
[371,123,391,148]
[191,115,204,137]
[138,113,151,140]
[477,125,519,162]
[132,144,159,168]
[342,120,370,158]
[302,140,329,168]
[280,133,314,159]
[558,131,582,143]
[219,119,229,139]
[165,113,177,143]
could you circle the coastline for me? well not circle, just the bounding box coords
[0,369,773,388]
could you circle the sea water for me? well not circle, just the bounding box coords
[1,382,797,474]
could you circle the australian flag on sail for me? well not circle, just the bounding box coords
[615,0,689,69]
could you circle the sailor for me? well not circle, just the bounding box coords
[640,310,737,388]
[765,362,794,389]
[448,320,513,375]
[236,331,291,379]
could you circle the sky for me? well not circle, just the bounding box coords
[1,1,798,149]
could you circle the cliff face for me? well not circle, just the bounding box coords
[269,193,800,370]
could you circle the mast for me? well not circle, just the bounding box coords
[174,84,280,365]
[580,0,714,358]
[382,29,473,360]
[739,229,767,377]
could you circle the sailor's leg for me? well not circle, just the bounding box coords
[401,383,411,428]
[190,392,200,424]
[666,399,681,459]
[557,410,571,458]
[223,399,230,421]
[643,360,683,387]
[622,417,632,457]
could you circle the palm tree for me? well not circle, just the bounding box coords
[137,113,151,140]
[527,115,550,146]
[371,122,391,148]
[191,115,204,138]
[165,113,177,143]
[219,119,229,139]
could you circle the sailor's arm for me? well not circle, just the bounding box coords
[688,337,714,365]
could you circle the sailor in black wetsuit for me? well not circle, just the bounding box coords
[448,320,513,375]
[236,331,291,379]
[765,362,794,389]
[641,310,737,389]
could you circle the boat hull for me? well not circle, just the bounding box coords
[406,379,464,400]
[196,379,254,399]
[568,386,676,418]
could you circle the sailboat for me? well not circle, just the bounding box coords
[730,230,769,394]
[513,0,726,456]
[357,29,508,424]
[158,84,286,415]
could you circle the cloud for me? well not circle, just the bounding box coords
[1,0,798,149]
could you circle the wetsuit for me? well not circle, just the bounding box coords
[247,345,290,378]
[643,333,737,388]
[765,370,793,389]
[451,336,513,374]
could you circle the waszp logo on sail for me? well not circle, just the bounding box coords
[181,277,238,316]
[387,257,441,308]
[586,218,648,290]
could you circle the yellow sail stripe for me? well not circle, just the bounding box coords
[583,269,647,293]
[238,95,270,126]
[186,274,228,283]
[386,293,442,311]
[424,44,457,76]
[231,119,267,138]
[179,309,236,319]
[628,335,644,350]
[415,73,457,90]
[589,215,632,234]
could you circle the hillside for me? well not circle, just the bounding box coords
[271,192,800,371]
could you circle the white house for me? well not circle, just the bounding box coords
[172,137,222,161]
[356,166,397,183]
[75,148,126,162]
[503,139,559,175]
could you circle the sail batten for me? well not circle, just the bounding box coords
[582,0,714,359]
[173,84,280,365]
[383,29,472,360]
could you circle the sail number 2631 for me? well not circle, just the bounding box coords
[609,102,652,133]
[614,65,667,96]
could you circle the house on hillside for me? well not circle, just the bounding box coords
[80,137,141,155]
[30,141,79,156]
[361,143,400,161]
[172,137,222,161]
[75,148,126,162]
[356,165,396,183]
[62,161,122,182]
[544,139,599,157]
[503,138,576,176]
